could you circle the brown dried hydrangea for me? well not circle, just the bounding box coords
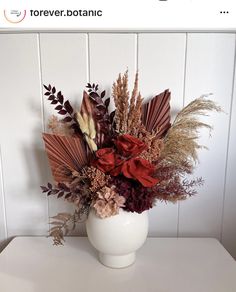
[93,186,126,218]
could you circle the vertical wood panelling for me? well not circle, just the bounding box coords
[222,35,236,258]
[0,34,48,235]
[39,33,88,235]
[138,33,187,236]
[89,33,137,96]
[0,147,7,242]
[179,34,235,239]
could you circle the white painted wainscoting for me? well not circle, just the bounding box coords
[0,33,236,257]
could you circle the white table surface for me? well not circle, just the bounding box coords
[0,237,236,292]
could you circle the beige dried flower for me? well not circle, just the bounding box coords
[161,96,222,168]
[113,71,143,136]
[76,112,97,151]
[128,72,139,128]
[93,186,126,219]
[112,71,129,133]
[140,139,164,162]
[82,166,110,192]
[135,125,164,162]
[48,115,73,136]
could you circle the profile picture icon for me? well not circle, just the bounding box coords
[4,10,26,23]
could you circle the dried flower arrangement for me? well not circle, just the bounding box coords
[41,71,221,245]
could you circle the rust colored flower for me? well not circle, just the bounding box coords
[112,157,159,187]
[115,134,146,157]
[94,148,117,173]
[93,134,158,187]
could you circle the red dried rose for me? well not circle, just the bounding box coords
[93,148,117,173]
[93,135,158,187]
[115,134,146,157]
[112,157,159,187]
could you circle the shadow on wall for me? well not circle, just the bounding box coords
[23,95,87,236]
[0,236,14,253]
[23,96,49,192]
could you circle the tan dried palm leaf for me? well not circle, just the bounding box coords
[43,133,88,183]
[141,89,171,138]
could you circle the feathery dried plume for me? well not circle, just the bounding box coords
[128,72,139,128]
[76,112,97,151]
[48,115,73,136]
[76,112,88,134]
[112,71,129,133]
[128,92,143,135]
[160,96,222,168]
[113,71,144,135]
[140,138,164,162]
[89,116,96,139]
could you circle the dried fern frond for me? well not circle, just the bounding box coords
[49,209,89,245]
[161,96,222,168]
[49,212,73,245]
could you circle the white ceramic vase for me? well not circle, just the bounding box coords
[86,208,148,268]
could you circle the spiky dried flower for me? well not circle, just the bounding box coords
[135,125,164,162]
[128,93,143,136]
[93,186,126,218]
[127,72,138,128]
[113,71,144,136]
[140,139,164,162]
[112,71,129,133]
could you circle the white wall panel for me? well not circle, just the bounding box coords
[222,36,236,258]
[0,147,7,242]
[0,34,48,235]
[179,34,235,239]
[89,33,137,96]
[138,33,187,236]
[39,33,88,235]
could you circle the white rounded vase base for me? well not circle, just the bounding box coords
[98,252,136,268]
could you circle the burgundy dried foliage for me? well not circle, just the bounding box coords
[40,182,72,199]
[152,177,204,202]
[44,84,81,135]
[40,173,93,209]
[85,83,115,147]
[152,160,204,202]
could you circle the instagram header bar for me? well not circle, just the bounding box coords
[0,0,235,30]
